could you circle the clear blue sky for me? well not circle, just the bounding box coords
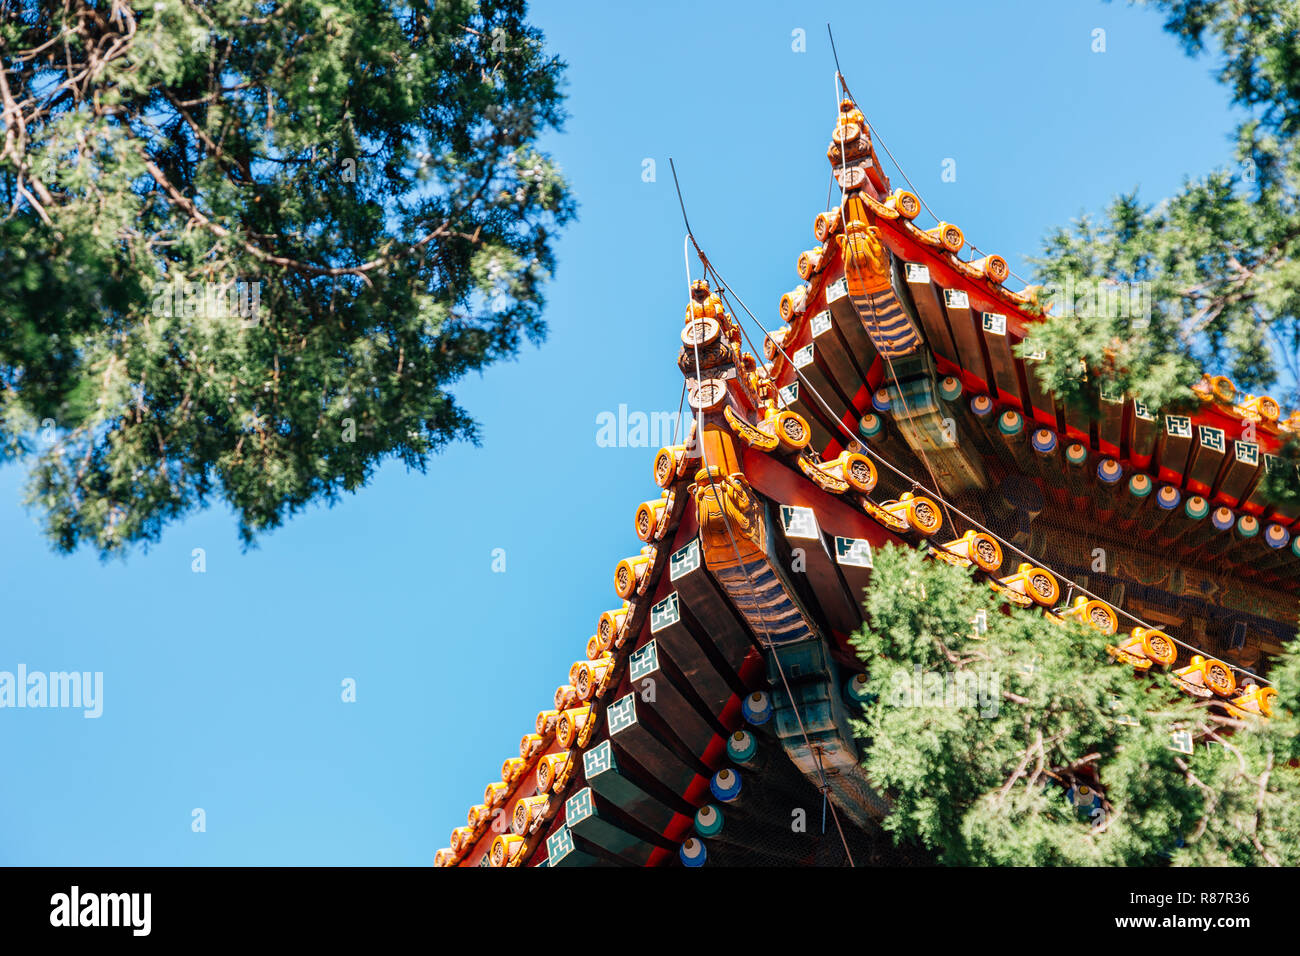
[0,0,1244,864]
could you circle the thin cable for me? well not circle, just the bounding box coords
[861,113,1037,288]
[672,379,687,447]
[682,234,857,866]
[826,23,843,78]
[710,257,1274,685]
[814,61,1246,665]
[671,161,854,862]
[820,63,1242,645]
[825,71,840,215]
[826,25,1035,289]
[831,73,957,534]
[698,255,1274,688]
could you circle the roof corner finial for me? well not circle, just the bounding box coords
[827,81,889,193]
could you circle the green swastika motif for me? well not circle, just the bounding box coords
[650,592,680,632]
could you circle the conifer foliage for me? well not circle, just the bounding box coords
[1026,1,1300,417]
[0,0,573,553]
[851,544,1300,866]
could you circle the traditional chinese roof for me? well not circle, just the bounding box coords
[437,89,1291,868]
